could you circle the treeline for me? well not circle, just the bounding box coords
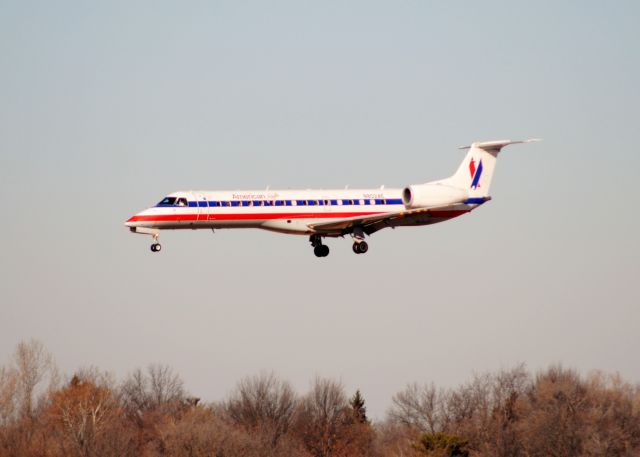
[1,340,640,457]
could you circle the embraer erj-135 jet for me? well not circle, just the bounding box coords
[125,139,539,257]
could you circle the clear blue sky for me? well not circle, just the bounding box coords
[1,0,638,418]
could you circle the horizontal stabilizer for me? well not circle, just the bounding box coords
[458,138,541,151]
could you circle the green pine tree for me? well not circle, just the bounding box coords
[349,389,369,424]
[414,432,469,457]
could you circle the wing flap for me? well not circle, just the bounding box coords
[308,206,441,234]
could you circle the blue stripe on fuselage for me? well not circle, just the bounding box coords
[464,197,488,204]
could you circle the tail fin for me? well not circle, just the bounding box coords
[444,139,540,197]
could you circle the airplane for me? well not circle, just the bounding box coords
[125,138,539,257]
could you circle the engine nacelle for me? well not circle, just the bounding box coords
[401,183,468,209]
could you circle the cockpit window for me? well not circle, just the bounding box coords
[158,197,177,206]
[176,198,188,206]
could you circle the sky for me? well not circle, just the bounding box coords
[1,0,639,419]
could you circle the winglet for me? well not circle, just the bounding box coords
[458,138,542,151]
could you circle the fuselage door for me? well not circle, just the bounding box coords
[196,194,208,222]
[174,196,189,222]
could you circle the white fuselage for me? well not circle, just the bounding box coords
[125,187,473,236]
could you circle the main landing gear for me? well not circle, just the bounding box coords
[352,240,368,254]
[351,226,368,255]
[309,230,370,258]
[310,235,330,257]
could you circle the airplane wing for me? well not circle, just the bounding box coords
[308,205,455,235]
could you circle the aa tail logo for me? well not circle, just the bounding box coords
[469,158,483,189]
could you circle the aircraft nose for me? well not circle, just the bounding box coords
[124,215,139,227]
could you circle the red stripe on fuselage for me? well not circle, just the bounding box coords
[126,209,471,224]
[127,211,383,223]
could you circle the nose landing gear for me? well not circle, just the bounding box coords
[150,233,161,253]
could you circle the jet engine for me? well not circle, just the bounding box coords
[401,183,468,209]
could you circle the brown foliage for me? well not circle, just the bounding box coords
[387,364,640,457]
[293,377,374,457]
[1,341,639,457]
[45,373,134,457]
[223,372,297,447]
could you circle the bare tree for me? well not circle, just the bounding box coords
[389,383,444,433]
[387,366,531,457]
[293,376,372,457]
[121,364,185,417]
[224,372,297,446]
[519,365,589,457]
[162,404,309,457]
[12,339,58,420]
[581,371,640,457]
[0,366,18,426]
[119,364,186,455]
[294,377,348,457]
[484,365,530,457]
[148,364,185,407]
[46,373,131,457]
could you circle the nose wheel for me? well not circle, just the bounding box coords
[150,233,161,253]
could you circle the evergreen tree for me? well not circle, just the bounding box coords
[349,389,369,424]
[414,432,469,457]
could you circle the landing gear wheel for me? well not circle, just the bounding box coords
[352,241,368,254]
[358,241,368,254]
[314,244,330,257]
[151,243,162,252]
